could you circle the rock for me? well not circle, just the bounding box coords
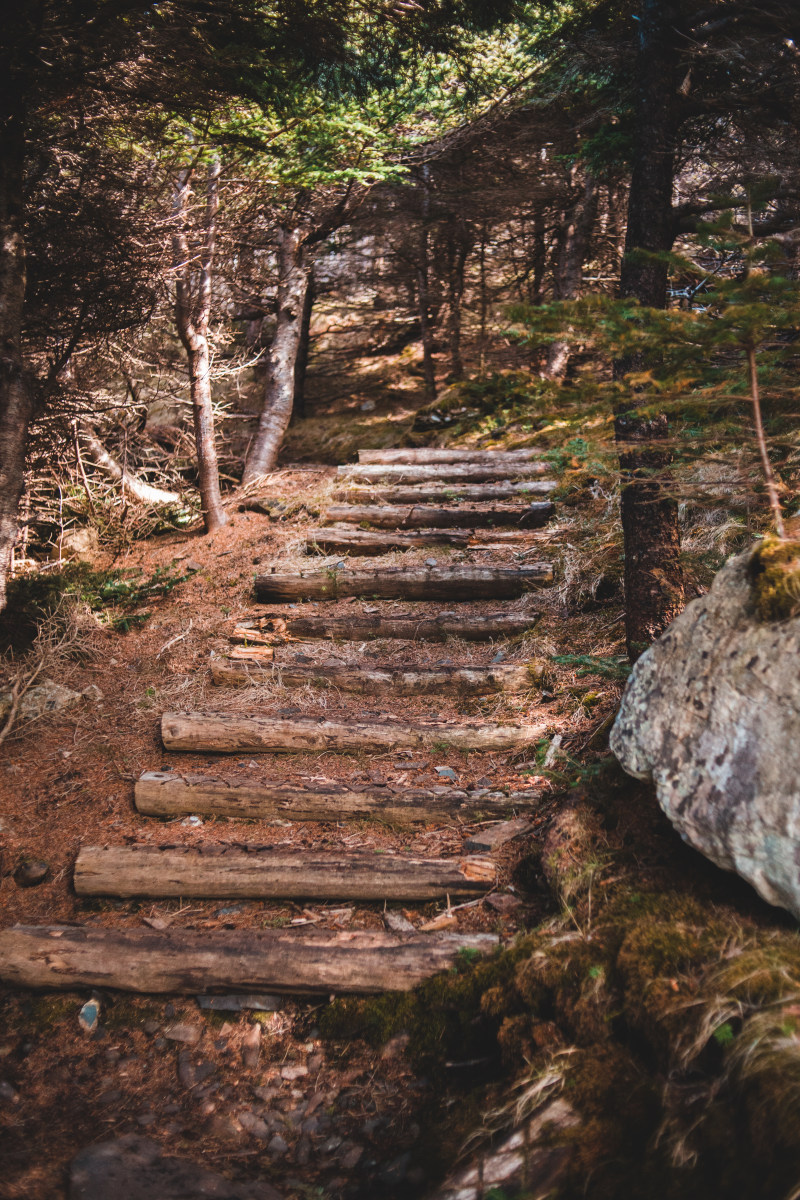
[280,1064,308,1081]
[485,892,522,914]
[610,544,800,918]
[381,1033,410,1060]
[359,399,376,412]
[206,1113,243,1141]
[69,1135,282,1199]
[58,526,99,561]
[338,1142,364,1170]
[242,1022,262,1069]
[268,1134,289,1157]
[163,1023,201,1045]
[13,859,49,888]
[435,766,457,782]
[197,994,281,1013]
[384,911,416,934]
[238,1110,271,1140]
[183,560,203,573]
[78,1000,100,1034]
[136,1111,157,1128]
[0,680,82,723]
[177,1051,215,1089]
[82,684,104,703]
[0,1080,19,1105]
[463,818,532,853]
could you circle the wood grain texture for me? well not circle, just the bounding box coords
[0,925,499,994]
[161,711,546,754]
[357,449,543,464]
[135,770,545,824]
[333,482,557,504]
[74,845,497,901]
[249,611,540,642]
[338,463,549,485]
[210,659,542,695]
[254,564,552,602]
[322,503,553,529]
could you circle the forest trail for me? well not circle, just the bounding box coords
[2,448,560,997]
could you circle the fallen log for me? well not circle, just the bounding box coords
[0,925,499,994]
[333,482,557,504]
[227,645,275,663]
[357,448,543,465]
[210,658,543,695]
[254,564,552,602]
[339,463,549,485]
[322,503,553,530]
[161,711,545,753]
[242,611,540,642]
[305,528,533,555]
[74,845,496,901]
[135,769,545,824]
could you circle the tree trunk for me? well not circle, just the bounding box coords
[305,527,533,555]
[321,502,553,528]
[544,172,598,380]
[332,482,556,504]
[446,216,472,378]
[74,844,496,902]
[416,166,437,402]
[615,0,685,659]
[243,610,540,642]
[291,267,315,422]
[254,563,552,602]
[80,424,181,505]
[0,924,499,995]
[210,658,544,695]
[161,711,546,754]
[172,158,227,533]
[134,769,544,824]
[0,116,34,611]
[243,227,311,481]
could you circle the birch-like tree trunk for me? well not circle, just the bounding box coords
[243,227,312,482]
[172,156,227,533]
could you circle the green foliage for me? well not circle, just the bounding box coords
[551,654,631,680]
[749,536,800,622]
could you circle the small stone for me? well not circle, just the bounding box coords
[384,911,416,934]
[268,1134,288,1157]
[183,560,203,573]
[163,1024,201,1045]
[485,892,522,914]
[295,1136,311,1166]
[82,684,104,702]
[490,650,506,663]
[359,399,376,412]
[0,1080,19,1105]
[338,1143,363,1170]
[207,1114,242,1141]
[381,1033,410,1060]
[180,815,203,828]
[13,860,49,888]
[136,1112,157,1128]
[78,1000,100,1034]
[213,905,243,918]
[238,1111,271,1140]
[424,558,438,568]
[435,766,457,782]
[242,1022,262,1069]
[143,1020,160,1035]
[280,1065,308,1081]
[323,1135,343,1154]
[253,1085,279,1103]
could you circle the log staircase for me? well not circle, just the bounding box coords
[0,446,558,996]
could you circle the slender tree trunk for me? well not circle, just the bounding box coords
[243,227,311,482]
[478,220,489,376]
[416,166,437,403]
[0,115,34,611]
[544,172,598,380]
[615,0,685,660]
[172,157,227,532]
[291,266,315,422]
[446,218,471,380]
[80,424,180,505]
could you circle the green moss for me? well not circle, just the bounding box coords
[749,535,800,621]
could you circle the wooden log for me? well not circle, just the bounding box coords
[254,565,552,602]
[74,845,497,901]
[161,711,545,754]
[357,448,543,465]
[339,463,549,485]
[135,770,545,824]
[322,503,554,530]
[0,925,499,995]
[210,659,543,695]
[244,611,541,642]
[333,482,557,504]
[463,818,535,853]
[227,645,275,663]
[305,528,534,556]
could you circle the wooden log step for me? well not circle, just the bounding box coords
[73,845,496,901]
[241,611,540,642]
[305,528,533,555]
[338,463,549,485]
[227,645,275,663]
[333,482,557,504]
[357,448,543,464]
[135,770,544,824]
[210,659,543,695]
[322,503,554,529]
[161,712,545,754]
[0,925,499,995]
[254,565,552,602]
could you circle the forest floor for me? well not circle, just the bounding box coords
[1,359,796,1199]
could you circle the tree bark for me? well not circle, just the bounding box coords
[416,165,437,403]
[291,266,315,422]
[80,424,181,505]
[210,658,544,695]
[134,769,544,824]
[305,527,533,555]
[544,171,598,380]
[74,844,496,902]
[339,463,549,485]
[615,0,685,659]
[254,564,552,602]
[161,711,546,754]
[243,610,540,642]
[322,503,553,528]
[243,227,312,481]
[172,157,227,533]
[332,482,556,504]
[357,448,543,464]
[445,215,472,378]
[0,925,499,995]
[0,115,34,611]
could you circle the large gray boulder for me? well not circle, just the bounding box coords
[610,543,800,918]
